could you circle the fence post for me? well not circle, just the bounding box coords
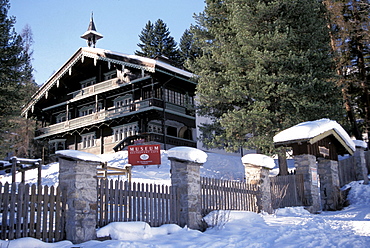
[317,158,341,210]
[57,150,103,244]
[242,154,273,214]
[168,147,206,230]
[353,141,369,185]
[294,154,321,213]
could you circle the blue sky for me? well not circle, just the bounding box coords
[8,0,205,85]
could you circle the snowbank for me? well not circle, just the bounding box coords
[167,146,207,163]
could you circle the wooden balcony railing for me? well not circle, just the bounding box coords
[35,98,194,139]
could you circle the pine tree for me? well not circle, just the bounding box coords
[188,0,344,154]
[179,28,202,67]
[0,0,34,158]
[324,0,370,143]
[135,19,180,66]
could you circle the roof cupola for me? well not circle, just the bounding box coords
[80,12,103,48]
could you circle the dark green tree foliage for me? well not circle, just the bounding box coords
[0,0,34,158]
[188,0,344,154]
[136,19,180,66]
[178,28,202,67]
[324,0,370,143]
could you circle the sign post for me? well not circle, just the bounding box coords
[128,144,161,166]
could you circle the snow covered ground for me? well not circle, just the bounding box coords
[0,150,369,247]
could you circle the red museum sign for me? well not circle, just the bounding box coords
[128,144,161,166]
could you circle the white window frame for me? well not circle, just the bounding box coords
[81,132,96,149]
[112,122,138,143]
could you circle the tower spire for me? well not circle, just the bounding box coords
[80,12,103,48]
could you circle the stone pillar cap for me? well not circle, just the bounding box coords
[242,154,275,169]
[56,150,105,163]
[168,146,207,163]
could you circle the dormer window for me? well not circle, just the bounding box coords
[80,77,96,89]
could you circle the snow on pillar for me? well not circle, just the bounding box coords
[57,150,103,244]
[242,154,274,214]
[168,147,207,230]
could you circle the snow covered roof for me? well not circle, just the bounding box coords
[167,147,208,164]
[21,47,195,117]
[56,150,105,163]
[273,119,355,154]
[241,154,275,169]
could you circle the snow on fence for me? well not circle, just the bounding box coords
[200,177,260,216]
[97,179,180,228]
[0,182,66,242]
[270,174,304,209]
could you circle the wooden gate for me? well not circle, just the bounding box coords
[270,174,304,209]
[97,179,179,227]
[200,177,260,216]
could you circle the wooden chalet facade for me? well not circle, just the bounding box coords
[21,47,197,158]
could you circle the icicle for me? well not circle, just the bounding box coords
[81,55,85,63]
[108,61,111,69]
[94,57,97,66]
[69,67,72,75]
[56,80,59,88]
[45,91,48,99]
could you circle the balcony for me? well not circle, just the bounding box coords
[35,98,195,139]
[67,76,151,102]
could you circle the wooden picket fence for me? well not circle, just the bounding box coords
[97,179,179,228]
[338,156,357,187]
[200,177,260,216]
[270,174,304,209]
[0,182,66,242]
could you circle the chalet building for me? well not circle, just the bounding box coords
[21,16,197,159]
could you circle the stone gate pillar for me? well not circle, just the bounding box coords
[294,154,321,213]
[317,158,340,210]
[57,150,103,244]
[353,140,369,185]
[168,147,207,230]
[242,154,273,214]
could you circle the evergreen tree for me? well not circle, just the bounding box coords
[188,0,344,154]
[324,0,370,143]
[0,0,34,158]
[179,28,202,67]
[135,19,180,66]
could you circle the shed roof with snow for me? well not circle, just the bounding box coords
[273,119,355,160]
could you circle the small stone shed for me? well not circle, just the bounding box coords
[273,119,356,212]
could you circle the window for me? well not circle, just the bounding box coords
[80,77,96,89]
[104,70,117,81]
[81,132,95,149]
[114,94,133,113]
[79,104,101,117]
[48,139,66,153]
[112,123,138,142]
[55,112,67,123]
